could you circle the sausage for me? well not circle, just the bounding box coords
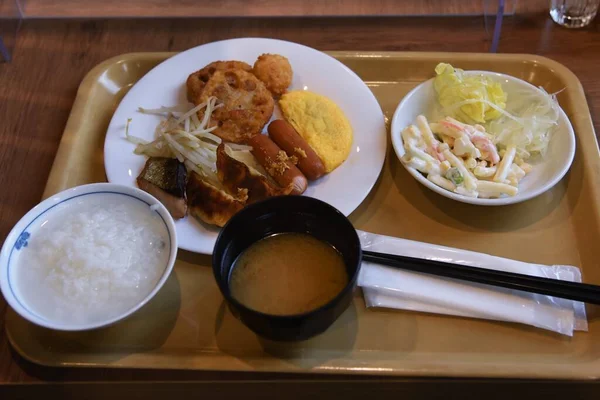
[267,120,326,181]
[247,134,308,195]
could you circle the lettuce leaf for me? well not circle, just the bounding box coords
[434,63,507,124]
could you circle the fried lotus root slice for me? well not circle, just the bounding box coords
[196,69,274,143]
[186,60,252,102]
[186,172,247,227]
[216,144,293,204]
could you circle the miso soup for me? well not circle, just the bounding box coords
[229,233,348,315]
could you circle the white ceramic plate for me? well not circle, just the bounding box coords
[391,71,576,206]
[105,38,387,254]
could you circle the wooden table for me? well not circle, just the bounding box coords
[1,11,600,397]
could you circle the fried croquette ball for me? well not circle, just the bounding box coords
[252,54,293,97]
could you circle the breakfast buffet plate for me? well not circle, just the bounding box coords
[104,38,387,254]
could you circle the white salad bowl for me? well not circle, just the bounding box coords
[0,183,178,331]
[391,71,576,206]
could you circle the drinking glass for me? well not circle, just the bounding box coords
[550,0,600,28]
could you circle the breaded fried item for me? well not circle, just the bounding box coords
[187,172,247,227]
[252,54,293,96]
[196,69,274,143]
[186,60,252,102]
[216,144,293,203]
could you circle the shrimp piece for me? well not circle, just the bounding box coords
[442,117,500,164]
[471,134,500,165]
[440,119,464,134]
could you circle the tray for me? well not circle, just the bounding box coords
[6,51,600,379]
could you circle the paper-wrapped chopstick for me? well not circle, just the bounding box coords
[357,230,587,336]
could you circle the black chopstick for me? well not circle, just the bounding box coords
[362,250,600,305]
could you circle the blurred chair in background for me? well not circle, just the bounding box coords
[0,0,23,62]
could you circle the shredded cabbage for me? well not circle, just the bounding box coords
[434,63,507,124]
[433,63,560,160]
[487,88,560,159]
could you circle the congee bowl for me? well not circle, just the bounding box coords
[0,183,178,331]
[212,196,362,341]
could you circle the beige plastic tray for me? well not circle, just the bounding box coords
[6,51,600,379]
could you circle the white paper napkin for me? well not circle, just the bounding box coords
[357,230,588,336]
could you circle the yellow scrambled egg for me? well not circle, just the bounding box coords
[279,91,353,173]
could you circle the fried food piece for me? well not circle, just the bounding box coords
[137,157,187,219]
[252,54,293,96]
[196,69,274,143]
[216,144,294,203]
[186,60,252,102]
[187,172,247,227]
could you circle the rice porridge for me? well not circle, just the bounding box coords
[12,193,170,325]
